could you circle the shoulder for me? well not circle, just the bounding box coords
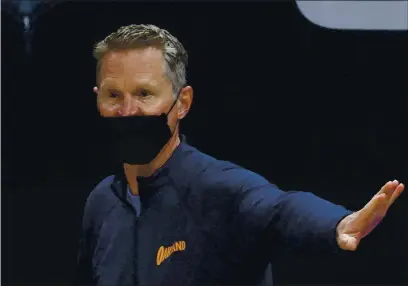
[82,175,121,228]
[180,143,279,197]
[180,145,285,234]
[86,175,116,204]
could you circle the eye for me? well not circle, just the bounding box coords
[139,89,151,98]
[109,92,120,99]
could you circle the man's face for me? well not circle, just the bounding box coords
[94,47,192,132]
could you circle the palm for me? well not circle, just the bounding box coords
[336,180,404,251]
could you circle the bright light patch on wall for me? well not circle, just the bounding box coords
[296,1,408,31]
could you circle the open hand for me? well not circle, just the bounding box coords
[336,180,404,251]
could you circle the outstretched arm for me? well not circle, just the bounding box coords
[237,174,403,253]
[238,182,351,252]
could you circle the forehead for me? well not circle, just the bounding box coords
[99,47,167,88]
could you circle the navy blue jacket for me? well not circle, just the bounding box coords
[75,141,352,286]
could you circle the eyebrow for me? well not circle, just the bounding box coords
[103,85,157,95]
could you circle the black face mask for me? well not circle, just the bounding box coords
[103,97,179,165]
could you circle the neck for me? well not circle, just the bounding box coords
[124,131,181,195]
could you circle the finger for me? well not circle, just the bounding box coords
[389,183,405,205]
[376,180,402,207]
[360,193,387,219]
[376,180,397,197]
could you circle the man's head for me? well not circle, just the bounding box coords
[93,24,193,131]
[93,24,194,166]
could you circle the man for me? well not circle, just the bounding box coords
[75,24,404,286]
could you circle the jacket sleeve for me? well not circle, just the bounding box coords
[74,198,96,286]
[237,178,353,253]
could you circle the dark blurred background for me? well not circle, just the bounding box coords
[2,1,408,285]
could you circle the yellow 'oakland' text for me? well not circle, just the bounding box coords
[156,241,186,266]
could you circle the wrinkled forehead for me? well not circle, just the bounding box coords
[99,48,168,89]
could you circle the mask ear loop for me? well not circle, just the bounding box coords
[164,85,186,135]
[165,86,184,116]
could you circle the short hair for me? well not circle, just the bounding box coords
[93,24,188,95]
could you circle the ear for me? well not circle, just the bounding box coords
[177,86,193,120]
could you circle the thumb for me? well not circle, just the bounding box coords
[338,234,360,251]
